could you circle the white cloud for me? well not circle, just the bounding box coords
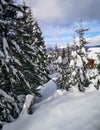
[23,0,100,26]
[16,0,100,47]
[87,35,100,46]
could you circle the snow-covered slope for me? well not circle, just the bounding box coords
[3,83,100,130]
[87,47,100,53]
[87,47,100,64]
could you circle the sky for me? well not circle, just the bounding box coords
[17,0,100,48]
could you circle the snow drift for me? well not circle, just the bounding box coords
[3,88,100,130]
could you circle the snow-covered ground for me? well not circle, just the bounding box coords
[87,47,100,64]
[3,74,100,130]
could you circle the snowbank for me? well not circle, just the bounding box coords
[3,89,100,130]
[39,80,57,101]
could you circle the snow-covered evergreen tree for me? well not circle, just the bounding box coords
[15,3,42,96]
[57,24,90,92]
[47,45,60,73]
[70,26,90,92]
[89,52,100,90]
[32,19,49,83]
[63,44,72,90]
[0,0,48,123]
[57,45,71,90]
[0,0,42,96]
[0,0,24,122]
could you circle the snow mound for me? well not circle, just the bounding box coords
[19,95,34,117]
[3,90,100,130]
[39,80,57,101]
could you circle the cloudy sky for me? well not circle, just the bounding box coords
[17,0,100,48]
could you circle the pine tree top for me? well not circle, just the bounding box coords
[75,28,89,35]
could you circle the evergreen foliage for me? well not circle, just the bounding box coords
[15,2,42,96]
[32,20,49,83]
[69,27,90,92]
[89,53,100,90]
[0,0,48,123]
[47,45,59,74]
[57,45,71,90]
[0,89,19,122]
[57,26,90,92]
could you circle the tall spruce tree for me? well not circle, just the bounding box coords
[63,44,72,90]
[15,3,42,96]
[70,25,90,92]
[51,44,59,72]
[57,44,72,90]
[57,23,90,92]
[0,1,41,97]
[32,16,49,83]
[0,0,48,123]
[0,0,23,122]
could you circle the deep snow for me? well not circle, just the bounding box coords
[2,47,100,130]
[3,77,100,130]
